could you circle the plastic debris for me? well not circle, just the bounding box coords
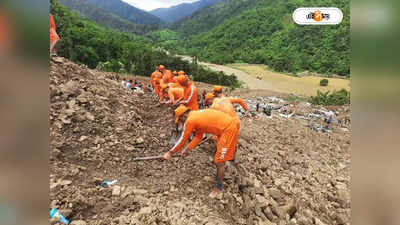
[50,208,70,224]
[101,179,120,188]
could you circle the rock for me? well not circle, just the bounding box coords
[270,201,285,219]
[263,207,275,222]
[53,57,65,64]
[118,215,131,225]
[281,200,297,218]
[70,220,86,225]
[136,137,144,144]
[139,207,152,215]
[60,180,72,186]
[86,112,95,121]
[313,218,326,225]
[79,136,88,141]
[112,185,121,196]
[174,202,186,208]
[60,80,80,96]
[269,188,283,201]
[133,189,148,195]
[336,189,350,207]
[336,213,347,225]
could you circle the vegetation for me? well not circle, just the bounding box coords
[310,89,350,106]
[320,79,329,86]
[146,29,182,54]
[150,0,219,23]
[58,0,161,35]
[173,0,257,36]
[51,0,240,87]
[84,0,163,25]
[171,0,350,77]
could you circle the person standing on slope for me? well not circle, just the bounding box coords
[164,106,239,198]
[175,74,199,111]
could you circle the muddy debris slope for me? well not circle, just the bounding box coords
[50,57,350,225]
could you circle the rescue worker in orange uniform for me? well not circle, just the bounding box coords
[151,67,161,87]
[204,92,248,143]
[164,106,240,198]
[165,85,184,105]
[159,83,169,103]
[159,65,174,83]
[50,14,60,54]
[175,75,199,111]
[153,78,161,96]
[169,76,182,88]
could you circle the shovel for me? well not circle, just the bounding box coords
[169,124,181,144]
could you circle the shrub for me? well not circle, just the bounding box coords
[320,79,329,86]
[310,89,350,106]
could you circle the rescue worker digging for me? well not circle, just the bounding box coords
[175,74,199,111]
[163,106,240,198]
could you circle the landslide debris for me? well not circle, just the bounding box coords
[50,57,350,225]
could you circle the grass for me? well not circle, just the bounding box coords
[228,64,351,96]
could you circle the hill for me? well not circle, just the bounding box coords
[51,0,240,87]
[173,0,258,36]
[85,0,163,25]
[57,0,162,34]
[175,0,350,76]
[150,0,220,23]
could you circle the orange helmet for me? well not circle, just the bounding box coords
[178,71,185,76]
[177,75,188,85]
[173,71,178,75]
[159,65,165,70]
[205,93,214,101]
[213,85,222,93]
[175,105,189,123]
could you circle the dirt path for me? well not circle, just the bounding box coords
[179,55,279,91]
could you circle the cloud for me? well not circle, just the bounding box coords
[122,0,200,11]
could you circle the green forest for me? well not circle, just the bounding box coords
[173,0,350,77]
[51,0,240,87]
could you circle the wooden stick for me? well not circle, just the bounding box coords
[133,155,164,161]
[134,137,212,161]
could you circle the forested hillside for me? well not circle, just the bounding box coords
[174,0,350,76]
[58,0,159,35]
[51,0,239,87]
[173,0,258,36]
[150,0,220,23]
[85,0,163,25]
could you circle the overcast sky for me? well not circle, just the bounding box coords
[122,0,200,11]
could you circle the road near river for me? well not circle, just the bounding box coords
[178,55,350,96]
[178,55,279,91]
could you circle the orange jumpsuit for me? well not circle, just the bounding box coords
[158,79,166,97]
[211,97,248,119]
[50,14,60,52]
[170,109,238,163]
[211,97,248,143]
[153,78,161,95]
[167,87,184,104]
[163,70,174,83]
[182,81,199,110]
[151,71,161,87]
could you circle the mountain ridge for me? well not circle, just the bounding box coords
[150,0,220,23]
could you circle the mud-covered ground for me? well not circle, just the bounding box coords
[50,57,350,225]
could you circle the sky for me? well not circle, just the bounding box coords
[122,0,200,11]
